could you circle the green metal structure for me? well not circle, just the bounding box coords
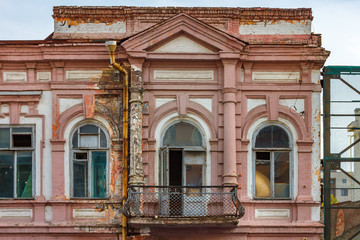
[323,66,360,239]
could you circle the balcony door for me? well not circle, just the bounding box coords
[160,122,206,216]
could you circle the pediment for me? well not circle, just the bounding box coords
[151,35,215,53]
[122,13,246,55]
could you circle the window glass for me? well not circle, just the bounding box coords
[73,161,88,198]
[255,152,270,198]
[186,165,202,195]
[255,125,289,148]
[255,126,272,148]
[92,151,106,198]
[13,128,32,133]
[0,128,10,148]
[80,135,98,148]
[0,152,14,198]
[100,129,107,148]
[163,123,202,146]
[72,130,78,148]
[80,125,98,134]
[274,152,290,198]
[17,152,32,198]
[272,126,289,148]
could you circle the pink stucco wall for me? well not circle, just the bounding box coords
[0,6,328,240]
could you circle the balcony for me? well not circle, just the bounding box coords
[123,186,245,226]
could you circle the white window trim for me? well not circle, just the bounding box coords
[247,117,298,200]
[64,116,112,199]
[69,122,110,199]
[252,123,293,200]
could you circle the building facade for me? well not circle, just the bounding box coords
[0,6,329,240]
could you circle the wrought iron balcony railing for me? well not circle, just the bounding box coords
[123,186,245,219]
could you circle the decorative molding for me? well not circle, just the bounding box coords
[73,209,106,219]
[255,209,290,219]
[0,209,32,219]
[252,72,300,82]
[153,36,214,53]
[3,72,27,82]
[65,70,102,81]
[37,72,51,82]
[154,70,214,81]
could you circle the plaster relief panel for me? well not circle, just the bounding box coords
[252,72,300,82]
[255,209,290,219]
[190,98,212,112]
[3,72,27,82]
[153,36,214,53]
[55,21,126,34]
[239,20,311,35]
[37,72,51,82]
[66,70,102,81]
[247,99,266,112]
[73,209,107,219]
[59,98,83,114]
[21,105,29,114]
[0,209,32,219]
[155,98,176,109]
[279,99,305,117]
[1,104,9,114]
[154,70,214,81]
[311,69,321,84]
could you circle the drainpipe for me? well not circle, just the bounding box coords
[105,41,129,240]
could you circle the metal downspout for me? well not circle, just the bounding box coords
[105,41,129,240]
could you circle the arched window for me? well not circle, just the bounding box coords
[70,123,109,198]
[253,124,292,199]
[160,122,205,187]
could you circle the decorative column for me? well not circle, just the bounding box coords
[222,58,238,186]
[128,58,145,185]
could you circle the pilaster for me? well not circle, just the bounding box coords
[128,58,145,185]
[221,58,238,186]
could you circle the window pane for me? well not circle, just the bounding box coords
[255,126,272,148]
[80,125,98,134]
[274,152,290,198]
[0,128,10,148]
[100,129,107,148]
[74,152,87,160]
[80,135,98,148]
[13,128,32,133]
[72,130,78,148]
[255,152,270,198]
[0,152,14,198]
[163,123,202,146]
[186,165,202,195]
[272,126,289,148]
[73,161,88,197]
[91,151,106,198]
[13,134,32,147]
[17,152,32,198]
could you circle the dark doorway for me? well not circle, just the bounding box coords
[169,149,183,216]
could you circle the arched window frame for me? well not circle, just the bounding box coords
[252,123,293,200]
[69,122,110,199]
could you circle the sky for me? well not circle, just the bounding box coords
[0,0,359,66]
